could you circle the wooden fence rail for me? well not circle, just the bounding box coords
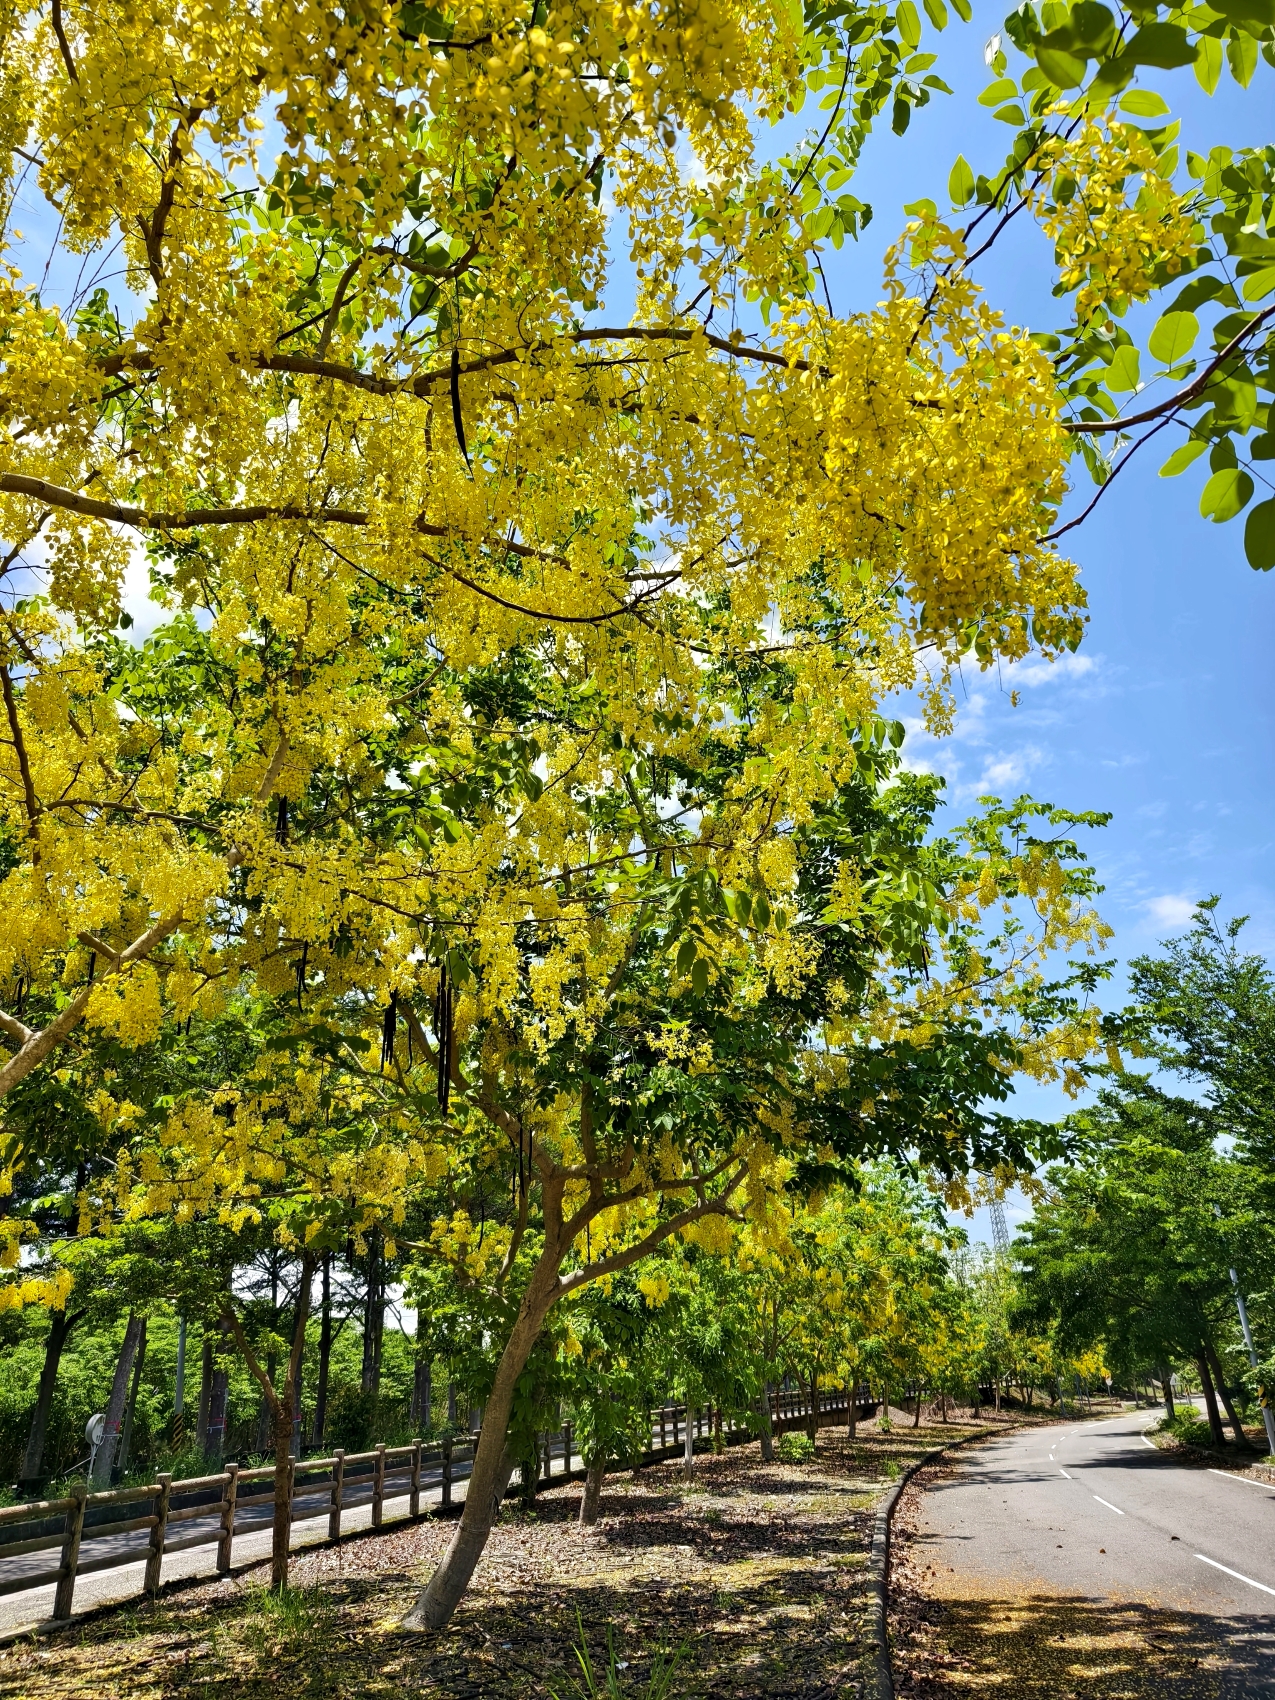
[0,1382,877,1623]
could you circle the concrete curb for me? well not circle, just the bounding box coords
[863,1426,1005,1700]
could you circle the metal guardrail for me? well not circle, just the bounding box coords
[0,1382,876,1622]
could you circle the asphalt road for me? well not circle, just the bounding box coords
[908,1407,1275,1686]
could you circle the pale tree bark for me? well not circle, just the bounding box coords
[223,1250,317,1590]
[92,1313,144,1487]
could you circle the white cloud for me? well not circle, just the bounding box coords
[1005,652,1098,690]
[1145,893,1197,929]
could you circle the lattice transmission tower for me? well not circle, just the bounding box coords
[987,1188,1011,1256]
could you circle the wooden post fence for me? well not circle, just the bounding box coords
[441,1436,452,1508]
[410,1439,422,1519]
[52,1485,86,1620]
[328,1449,345,1540]
[372,1444,386,1530]
[144,1473,172,1596]
[217,1462,238,1575]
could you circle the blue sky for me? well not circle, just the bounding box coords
[808,4,1274,1241]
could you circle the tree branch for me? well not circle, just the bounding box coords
[555,1166,747,1297]
[221,1301,283,1417]
[0,1008,35,1047]
[0,663,39,843]
[1061,302,1275,435]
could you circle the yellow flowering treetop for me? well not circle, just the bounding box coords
[0,0,1111,1100]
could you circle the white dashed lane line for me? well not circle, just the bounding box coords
[1093,1496,1125,1515]
[1059,1469,1072,1479]
[1196,1555,1275,1597]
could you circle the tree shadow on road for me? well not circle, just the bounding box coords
[892,1587,1275,1699]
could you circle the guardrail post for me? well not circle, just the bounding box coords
[52,1485,86,1620]
[372,1443,386,1529]
[145,1473,172,1596]
[328,1449,345,1540]
[441,1435,452,1508]
[660,1407,667,1449]
[217,1463,238,1574]
[410,1438,422,1519]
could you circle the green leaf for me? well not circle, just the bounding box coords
[1121,23,1197,68]
[896,0,922,48]
[948,155,976,206]
[978,77,1018,105]
[676,938,697,974]
[1036,45,1088,86]
[1193,34,1223,94]
[1244,498,1275,569]
[753,894,773,931]
[1148,310,1199,364]
[1210,0,1275,25]
[1118,88,1170,118]
[922,0,948,28]
[690,957,710,998]
[994,103,1026,124]
[1200,466,1254,522]
[1106,344,1141,392]
[950,0,971,19]
[1159,438,1207,477]
[1241,265,1275,302]
[1227,30,1257,86]
[1070,1,1118,47]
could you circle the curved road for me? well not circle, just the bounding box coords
[906,1407,1275,1686]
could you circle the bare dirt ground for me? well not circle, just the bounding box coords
[0,1419,999,1700]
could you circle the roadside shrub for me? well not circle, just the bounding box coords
[777,1432,814,1463]
[1159,1411,1214,1448]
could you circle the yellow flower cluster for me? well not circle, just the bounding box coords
[1028,117,1197,319]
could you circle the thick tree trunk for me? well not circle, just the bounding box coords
[196,1333,213,1453]
[1159,1363,1176,1421]
[758,1386,775,1462]
[1204,1337,1247,1445]
[1196,1352,1227,1447]
[115,1316,149,1480]
[578,1456,605,1525]
[361,1234,384,1395]
[19,1308,77,1493]
[805,1372,818,1443]
[402,1264,556,1630]
[683,1402,695,1469]
[92,1313,144,1487]
[206,1364,229,1462]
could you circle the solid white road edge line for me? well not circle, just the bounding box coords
[1196,1555,1275,1597]
[1207,1469,1275,1492]
[1140,1430,1158,1449]
[1093,1496,1124,1515]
